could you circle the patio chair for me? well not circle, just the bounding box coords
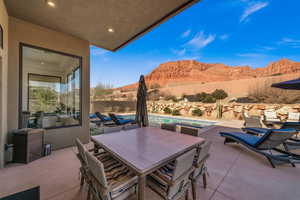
[180,126,211,200]
[287,112,300,122]
[243,122,300,151]
[147,149,196,200]
[75,138,90,188]
[161,123,177,132]
[84,150,138,200]
[220,129,300,168]
[243,113,262,128]
[190,141,211,200]
[263,111,280,122]
[109,113,135,126]
[123,124,140,130]
[179,126,201,137]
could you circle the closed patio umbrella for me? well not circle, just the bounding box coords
[271,78,300,90]
[135,75,149,127]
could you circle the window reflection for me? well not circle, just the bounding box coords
[21,45,82,129]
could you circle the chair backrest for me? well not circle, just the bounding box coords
[108,113,120,125]
[103,126,123,133]
[243,115,262,128]
[85,150,108,188]
[264,111,277,119]
[75,138,88,166]
[123,124,140,130]
[288,112,300,121]
[95,112,106,121]
[256,128,297,149]
[281,122,300,131]
[195,141,211,165]
[161,123,176,132]
[180,126,200,137]
[172,148,196,181]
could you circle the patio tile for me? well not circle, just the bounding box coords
[217,144,300,200]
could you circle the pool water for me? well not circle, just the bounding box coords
[121,114,215,128]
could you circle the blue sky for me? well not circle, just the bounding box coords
[90,0,300,88]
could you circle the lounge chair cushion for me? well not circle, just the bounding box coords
[220,131,261,146]
[117,119,134,125]
[243,127,268,135]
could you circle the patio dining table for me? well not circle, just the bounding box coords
[91,127,205,200]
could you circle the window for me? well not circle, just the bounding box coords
[20,44,82,129]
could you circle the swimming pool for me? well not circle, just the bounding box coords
[121,114,215,128]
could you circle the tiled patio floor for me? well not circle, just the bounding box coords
[1,126,299,200]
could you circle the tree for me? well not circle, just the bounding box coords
[29,86,59,112]
[211,89,228,100]
[94,82,114,98]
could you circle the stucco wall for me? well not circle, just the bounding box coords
[0,0,8,168]
[7,17,90,150]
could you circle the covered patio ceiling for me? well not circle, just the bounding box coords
[4,0,200,51]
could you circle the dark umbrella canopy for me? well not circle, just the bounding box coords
[135,75,149,127]
[271,78,300,90]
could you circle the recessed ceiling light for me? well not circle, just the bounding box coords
[108,28,114,33]
[46,0,56,7]
[41,62,45,65]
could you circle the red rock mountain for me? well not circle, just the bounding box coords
[120,58,300,89]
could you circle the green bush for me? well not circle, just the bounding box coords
[172,109,181,116]
[202,95,216,103]
[211,89,228,100]
[163,107,172,114]
[165,95,178,102]
[192,109,203,116]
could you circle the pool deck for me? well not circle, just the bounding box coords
[1,125,299,200]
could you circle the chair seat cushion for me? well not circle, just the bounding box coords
[220,131,261,147]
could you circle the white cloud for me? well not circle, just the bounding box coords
[279,38,300,47]
[220,34,230,40]
[181,29,191,38]
[172,48,186,56]
[90,46,109,56]
[236,53,266,57]
[240,1,269,22]
[185,31,216,49]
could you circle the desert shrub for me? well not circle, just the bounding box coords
[164,95,178,102]
[248,78,300,104]
[211,89,228,100]
[202,95,216,103]
[183,92,209,102]
[147,89,160,101]
[192,109,203,116]
[172,109,181,116]
[94,82,113,98]
[163,107,172,114]
[183,94,198,102]
[196,92,209,101]
[150,83,161,89]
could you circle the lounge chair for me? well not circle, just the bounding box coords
[108,113,135,125]
[220,129,300,168]
[243,122,300,151]
[243,113,262,128]
[263,110,280,122]
[287,112,300,122]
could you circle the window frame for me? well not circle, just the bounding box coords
[19,43,83,129]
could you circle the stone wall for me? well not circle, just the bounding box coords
[91,101,136,113]
[148,101,300,120]
[90,100,300,121]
